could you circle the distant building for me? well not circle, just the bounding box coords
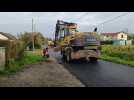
[0,32,16,41]
[100,32,132,45]
[101,32,127,41]
[0,32,16,69]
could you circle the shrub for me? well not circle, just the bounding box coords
[0,51,46,75]
[101,40,113,45]
[101,45,134,61]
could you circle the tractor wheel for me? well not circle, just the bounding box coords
[66,52,72,63]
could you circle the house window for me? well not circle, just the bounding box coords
[121,35,123,38]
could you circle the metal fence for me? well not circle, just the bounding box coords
[113,40,132,45]
[0,47,5,70]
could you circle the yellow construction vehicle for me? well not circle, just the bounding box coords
[54,20,101,63]
[48,40,54,47]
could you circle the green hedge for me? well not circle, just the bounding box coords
[101,40,113,45]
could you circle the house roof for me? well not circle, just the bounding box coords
[101,32,127,36]
[101,33,118,36]
[0,32,16,40]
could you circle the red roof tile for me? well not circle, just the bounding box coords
[101,33,118,36]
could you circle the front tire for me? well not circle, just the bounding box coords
[66,52,72,63]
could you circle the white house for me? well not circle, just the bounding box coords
[0,33,8,40]
[0,32,16,40]
[101,32,127,41]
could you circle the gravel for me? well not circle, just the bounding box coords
[0,57,84,87]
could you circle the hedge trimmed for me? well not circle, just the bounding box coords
[101,40,113,45]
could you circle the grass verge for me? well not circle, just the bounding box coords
[101,54,134,67]
[0,50,47,75]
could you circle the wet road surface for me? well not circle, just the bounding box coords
[49,48,134,87]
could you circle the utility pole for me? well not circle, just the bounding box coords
[32,18,35,51]
[34,23,36,33]
[101,24,104,34]
[124,28,128,33]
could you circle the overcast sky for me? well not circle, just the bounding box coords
[0,12,134,38]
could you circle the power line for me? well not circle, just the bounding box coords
[95,12,131,33]
[77,12,89,20]
[96,12,131,26]
[84,12,131,32]
[72,12,89,22]
[78,12,131,26]
[58,12,131,33]
[76,12,131,27]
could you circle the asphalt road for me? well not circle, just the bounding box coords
[49,48,134,87]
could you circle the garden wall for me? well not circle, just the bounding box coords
[0,47,5,70]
